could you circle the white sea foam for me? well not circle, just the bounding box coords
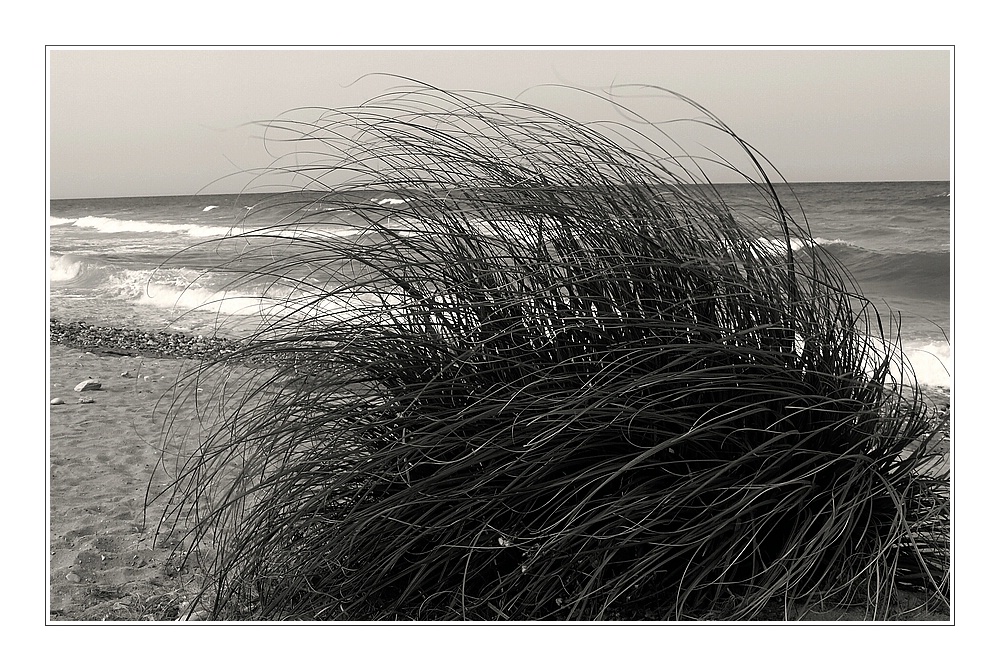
[71,215,366,243]
[72,216,235,238]
[136,283,273,317]
[49,216,77,226]
[861,337,952,390]
[812,237,852,247]
[102,267,289,319]
[49,253,87,281]
[752,236,856,255]
[755,236,812,254]
[202,205,219,212]
[901,340,952,389]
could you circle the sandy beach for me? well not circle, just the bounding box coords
[48,344,209,621]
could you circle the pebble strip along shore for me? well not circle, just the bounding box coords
[50,318,242,360]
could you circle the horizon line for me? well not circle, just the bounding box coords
[49,178,953,201]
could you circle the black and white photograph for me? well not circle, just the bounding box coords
[46,47,953,630]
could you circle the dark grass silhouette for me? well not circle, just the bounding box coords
[153,82,949,620]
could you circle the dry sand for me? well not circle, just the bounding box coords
[48,345,209,621]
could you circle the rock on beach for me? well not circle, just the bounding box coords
[74,379,102,392]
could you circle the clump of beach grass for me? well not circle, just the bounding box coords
[154,82,949,620]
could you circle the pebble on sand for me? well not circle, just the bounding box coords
[50,397,65,405]
[74,379,102,392]
[78,397,95,404]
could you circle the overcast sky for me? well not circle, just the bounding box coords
[48,48,951,199]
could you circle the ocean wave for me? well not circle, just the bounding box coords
[71,216,236,238]
[754,236,810,254]
[133,281,278,317]
[866,338,952,390]
[66,215,367,242]
[821,244,950,300]
[901,340,951,389]
[907,192,951,208]
[848,331,950,390]
[49,253,96,282]
[812,236,853,248]
[753,235,862,256]
[50,252,313,319]
[51,252,213,294]
[742,237,950,304]
[48,216,77,226]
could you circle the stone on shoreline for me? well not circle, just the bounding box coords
[50,397,65,405]
[74,379,102,392]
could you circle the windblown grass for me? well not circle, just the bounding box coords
[154,82,949,620]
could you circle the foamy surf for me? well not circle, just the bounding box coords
[49,253,92,282]
[901,341,952,390]
[65,215,365,244]
[755,236,813,254]
[71,216,236,238]
[858,336,952,391]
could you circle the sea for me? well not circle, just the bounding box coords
[48,181,952,390]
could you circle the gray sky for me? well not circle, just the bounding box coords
[48,48,951,199]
